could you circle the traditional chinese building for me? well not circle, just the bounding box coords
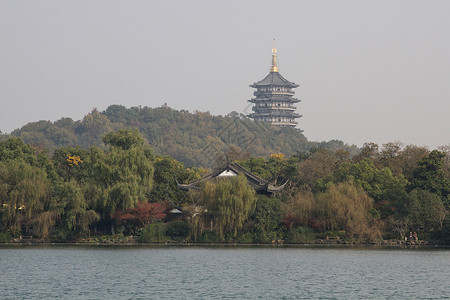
[248,40,301,127]
[177,162,286,196]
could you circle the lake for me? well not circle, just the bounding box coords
[1,245,449,299]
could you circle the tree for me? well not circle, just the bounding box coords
[396,145,429,179]
[102,129,145,150]
[56,180,88,231]
[315,181,377,238]
[150,155,203,205]
[379,142,404,175]
[76,108,113,148]
[409,150,450,199]
[114,201,167,232]
[352,142,379,163]
[0,137,37,165]
[282,190,315,228]
[0,159,50,232]
[87,136,155,217]
[406,189,446,231]
[297,148,338,190]
[250,195,283,242]
[330,159,407,218]
[193,174,256,239]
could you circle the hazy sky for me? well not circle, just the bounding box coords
[1,1,449,149]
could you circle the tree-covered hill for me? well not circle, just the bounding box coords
[5,105,357,167]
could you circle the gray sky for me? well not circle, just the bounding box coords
[1,0,449,149]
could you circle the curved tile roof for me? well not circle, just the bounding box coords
[250,72,299,88]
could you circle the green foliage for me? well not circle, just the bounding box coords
[32,211,59,239]
[138,222,167,242]
[166,221,190,241]
[50,225,76,242]
[76,109,113,148]
[197,231,222,243]
[315,181,378,238]
[196,174,257,239]
[285,226,315,244]
[55,180,87,231]
[11,105,355,168]
[0,232,12,243]
[1,108,449,243]
[406,189,446,231]
[0,159,50,231]
[297,148,339,190]
[332,159,407,202]
[150,155,202,205]
[52,146,89,183]
[87,141,154,217]
[0,137,37,165]
[250,196,283,243]
[102,129,145,150]
[326,158,407,218]
[12,120,79,150]
[409,150,450,199]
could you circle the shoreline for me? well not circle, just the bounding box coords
[1,241,449,249]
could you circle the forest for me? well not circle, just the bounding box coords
[0,108,449,244]
[2,104,357,168]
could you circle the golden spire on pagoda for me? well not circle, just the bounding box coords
[270,38,278,72]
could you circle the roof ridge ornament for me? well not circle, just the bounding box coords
[270,38,279,73]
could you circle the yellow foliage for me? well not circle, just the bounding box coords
[67,155,83,166]
[270,152,285,160]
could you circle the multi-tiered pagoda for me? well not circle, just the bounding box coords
[248,41,301,127]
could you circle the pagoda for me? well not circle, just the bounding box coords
[248,40,301,127]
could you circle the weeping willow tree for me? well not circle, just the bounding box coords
[86,131,154,218]
[191,174,256,240]
[0,160,50,232]
[53,180,100,236]
[33,211,59,239]
[315,181,377,238]
[282,190,315,227]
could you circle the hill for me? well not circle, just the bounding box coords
[5,105,357,167]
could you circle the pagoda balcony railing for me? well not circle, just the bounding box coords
[250,111,301,118]
[253,105,296,110]
[266,121,299,126]
[254,90,295,96]
[251,118,299,125]
[252,106,297,111]
[250,96,299,102]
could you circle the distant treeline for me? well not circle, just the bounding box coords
[0,129,449,244]
[2,105,357,168]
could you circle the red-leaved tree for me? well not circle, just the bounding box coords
[114,202,167,230]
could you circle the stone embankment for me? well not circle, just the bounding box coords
[314,238,444,246]
[3,236,447,246]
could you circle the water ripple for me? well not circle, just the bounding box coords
[0,246,449,299]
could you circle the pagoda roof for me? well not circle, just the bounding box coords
[250,72,299,88]
[177,162,287,195]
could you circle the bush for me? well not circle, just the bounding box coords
[166,221,190,242]
[138,222,167,243]
[0,232,12,243]
[252,230,280,243]
[197,231,221,243]
[237,232,254,243]
[381,231,398,240]
[50,226,76,242]
[285,226,315,244]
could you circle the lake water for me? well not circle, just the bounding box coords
[0,245,449,299]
